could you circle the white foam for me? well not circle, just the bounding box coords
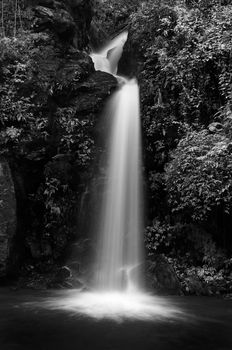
[26,291,184,322]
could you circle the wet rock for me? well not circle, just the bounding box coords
[34,6,76,36]
[54,50,94,98]
[0,159,17,277]
[70,278,85,289]
[54,266,72,282]
[68,261,81,274]
[32,0,92,48]
[65,238,96,288]
[22,46,94,113]
[146,255,181,295]
[89,20,109,50]
[118,31,139,77]
[70,0,92,49]
[46,265,81,289]
[69,71,117,117]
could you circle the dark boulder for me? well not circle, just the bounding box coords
[57,50,94,87]
[146,255,181,295]
[54,265,72,281]
[49,265,86,289]
[34,6,76,37]
[53,50,94,99]
[69,71,117,117]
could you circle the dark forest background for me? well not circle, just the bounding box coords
[0,0,232,296]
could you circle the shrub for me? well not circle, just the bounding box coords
[166,129,232,222]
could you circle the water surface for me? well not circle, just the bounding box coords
[0,288,232,350]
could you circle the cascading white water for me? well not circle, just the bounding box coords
[96,79,143,291]
[91,32,143,292]
[90,31,128,75]
[27,33,184,322]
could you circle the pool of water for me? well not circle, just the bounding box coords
[0,288,231,350]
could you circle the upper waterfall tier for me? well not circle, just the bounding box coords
[90,31,128,76]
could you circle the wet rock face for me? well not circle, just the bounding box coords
[0,160,16,277]
[53,54,117,111]
[66,71,117,117]
[31,0,92,49]
[27,0,116,114]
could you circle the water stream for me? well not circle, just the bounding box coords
[93,46,143,291]
[90,31,128,75]
[1,289,232,350]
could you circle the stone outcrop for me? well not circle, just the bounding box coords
[67,71,117,117]
[31,0,92,49]
[0,0,117,281]
[0,159,16,276]
[146,255,181,295]
[89,20,109,51]
[24,1,117,124]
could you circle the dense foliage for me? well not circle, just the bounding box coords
[0,0,31,37]
[0,1,97,276]
[117,0,232,294]
[166,129,232,222]
[93,0,140,35]
[1,0,232,294]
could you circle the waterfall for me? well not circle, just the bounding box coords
[30,32,184,322]
[91,32,144,292]
[90,31,128,75]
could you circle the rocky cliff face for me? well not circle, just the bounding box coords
[0,0,117,282]
[31,0,92,49]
